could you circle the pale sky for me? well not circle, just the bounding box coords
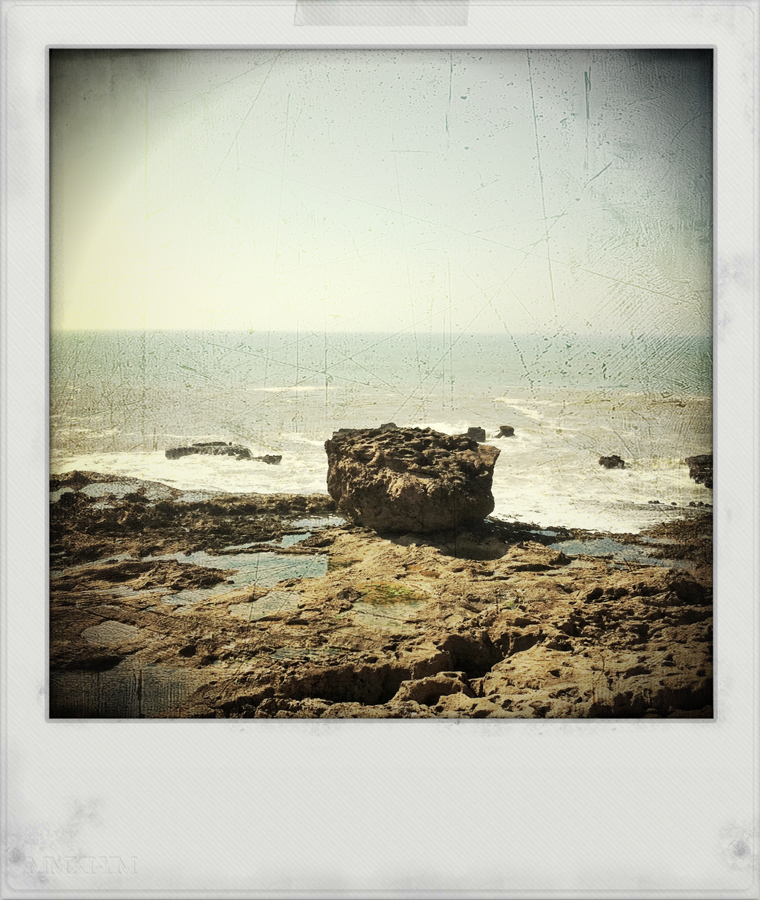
[50,49,712,336]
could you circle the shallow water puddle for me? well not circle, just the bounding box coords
[50,553,135,579]
[50,488,75,503]
[224,532,311,549]
[76,481,175,502]
[289,515,345,529]
[220,516,344,553]
[82,620,142,645]
[147,549,328,605]
[228,590,302,621]
[52,544,329,606]
[549,537,692,569]
[49,659,209,718]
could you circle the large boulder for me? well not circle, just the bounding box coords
[324,427,500,532]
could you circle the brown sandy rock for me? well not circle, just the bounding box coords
[392,671,475,705]
[324,427,500,532]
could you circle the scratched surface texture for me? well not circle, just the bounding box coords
[49,48,712,533]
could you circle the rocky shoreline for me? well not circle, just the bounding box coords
[50,470,712,719]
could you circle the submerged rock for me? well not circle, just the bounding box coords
[685,454,712,489]
[324,426,500,533]
[599,455,626,469]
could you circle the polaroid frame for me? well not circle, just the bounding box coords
[2,2,758,898]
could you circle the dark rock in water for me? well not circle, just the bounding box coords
[165,442,280,464]
[463,427,487,443]
[166,442,249,460]
[257,454,282,465]
[685,454,713,489]
[599,455,626,469]
[379,422,397,431]
[324,426,500,533]
[497,425,515,438]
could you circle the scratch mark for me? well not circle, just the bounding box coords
[584,65,591,171]
[210,51,283,186]
[584,160,613,187]
[393,137,423,396]
[157,56,282,120]
[669,112,708,145]
[265,89,291,388]
[527,50,557,323]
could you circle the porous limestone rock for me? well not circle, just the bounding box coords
[392,671,475,706]
[324,427,500,533]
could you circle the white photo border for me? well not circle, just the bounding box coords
[2,2,758,898]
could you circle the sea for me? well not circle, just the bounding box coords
[50,330,713,534]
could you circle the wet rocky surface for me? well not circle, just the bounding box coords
[49,471,712,719]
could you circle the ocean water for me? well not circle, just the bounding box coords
[50,330,712,533]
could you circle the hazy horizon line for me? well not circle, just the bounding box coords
[50,327,713,340]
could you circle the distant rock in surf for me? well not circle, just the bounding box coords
[462,426,486,443]
[165,442,281,464]
[255,455,282,465]
[685,454,712,489]
[599,455,626,469]
[496,425,515,438]
[324,426,500,533]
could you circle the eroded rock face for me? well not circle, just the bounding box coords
[324,427,500,532]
